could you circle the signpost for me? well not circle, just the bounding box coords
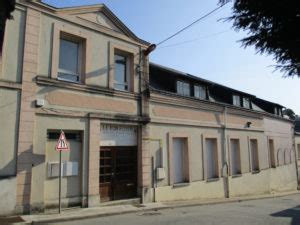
[55,131,70,214]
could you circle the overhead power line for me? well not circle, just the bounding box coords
[156,2,229,47]
[157,29,230,49]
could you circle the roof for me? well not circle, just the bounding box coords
[150,62,284,107]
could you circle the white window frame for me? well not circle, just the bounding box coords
[177,80,190,96]
[194,85,206,99]
[57,38,82,84]
[114,54,129,91]
[243,97,251,109]
[233,95,241,107]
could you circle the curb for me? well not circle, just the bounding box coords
[22,191,300,224]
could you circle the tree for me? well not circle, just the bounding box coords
[0,0,15,54]
[220,0,300,77]
[283,108,296,120]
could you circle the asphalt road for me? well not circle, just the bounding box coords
[45,194,300,225]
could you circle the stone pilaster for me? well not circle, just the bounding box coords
[87,118,100,207]
[140,124,152,203]
[15,8,40,214]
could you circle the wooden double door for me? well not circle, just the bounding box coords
[99,146,138,201]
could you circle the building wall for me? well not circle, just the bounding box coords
[295,135,300,182]
[30,116,88,210]
[0,1,150,214]
[0,1,297,215]
[148,94,297,202]
[0,6,25,216]
[0,7,25,82]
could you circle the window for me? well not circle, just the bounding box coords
[274,107,282,116]
[194,85,206,99]
[230,139,241,175]
[114,54,128,91]
[205,138,219,179]
[177,81,190,96]
[58,38,81,83]
[233,95,241,107]
[172,138,188,184]
[243,97,250,109]
[250,139,259,172]
[269,139,276,168]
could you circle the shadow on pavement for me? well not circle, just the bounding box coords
[271,205,300,225]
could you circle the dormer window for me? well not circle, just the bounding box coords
[243,97,250,109]
[233,95,241,107]
[194,85,206,100]
[274,107,282,116]
[177,80,190,96]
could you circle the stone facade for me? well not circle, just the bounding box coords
[0,0,297,216]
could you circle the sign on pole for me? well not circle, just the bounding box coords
[55,131,70,152]
[55,131,70,214]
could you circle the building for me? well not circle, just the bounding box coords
[0,0,151,215]
[148,63,297,202]
[0,0,297,216]
[294,118,300,183]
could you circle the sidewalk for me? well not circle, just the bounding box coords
[2,190,299,225]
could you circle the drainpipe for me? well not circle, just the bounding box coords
[223,106,229,198]
[292,125,300,189]
[138,46,143,117]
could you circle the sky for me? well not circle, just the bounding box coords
[43,0,300,114]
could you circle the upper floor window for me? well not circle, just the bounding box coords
[194,85,206,100]
[58,38,81,83]
[177,80,190,96]
[243,97,250,109]
[274,107,282,116]
[233,95,241,107]
[114,54,128,91]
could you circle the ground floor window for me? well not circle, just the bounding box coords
[205,138,219,179]
[269,139,276,168]
[172,138,188,184]
[250,139,259,172]
[230,139,241,175]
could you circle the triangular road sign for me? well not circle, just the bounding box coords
[55,131,70,151]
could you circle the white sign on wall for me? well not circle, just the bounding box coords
[100,124,137,146]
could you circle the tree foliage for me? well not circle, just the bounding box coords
[220,0,300,77]
[283,108,296,120]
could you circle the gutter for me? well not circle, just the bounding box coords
[222,106,229,198]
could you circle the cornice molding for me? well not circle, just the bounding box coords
[150,89,292,123]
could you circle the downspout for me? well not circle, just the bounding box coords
[223,106,229,198]
[138,44,156,203]
[138,46,143,117]
[292,125,300,189]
